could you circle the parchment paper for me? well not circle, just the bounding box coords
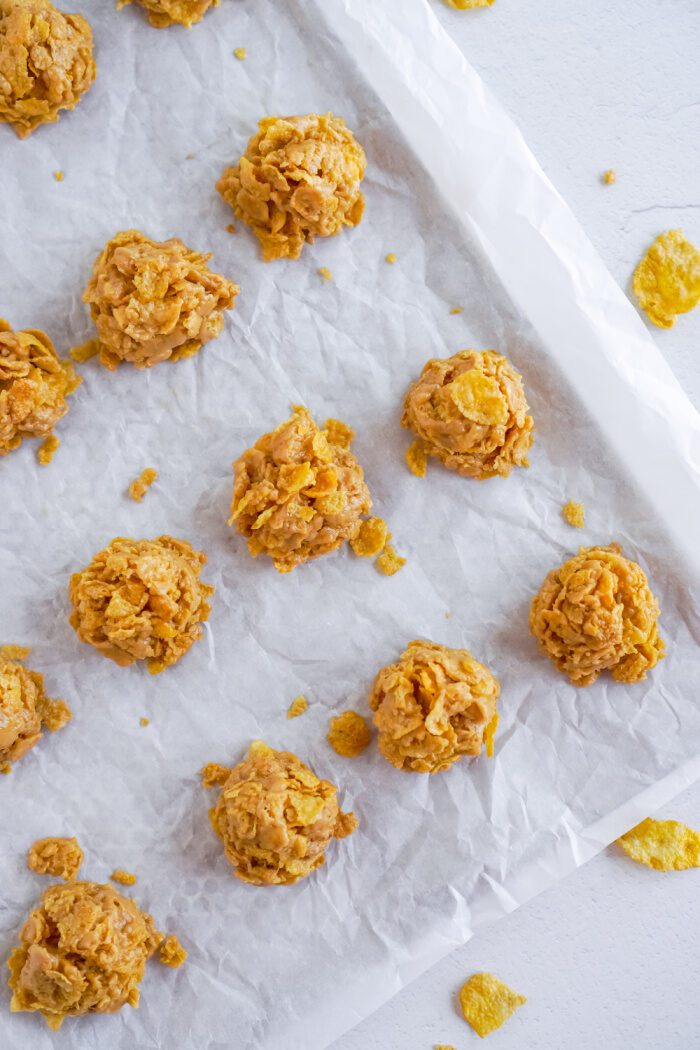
[1,2,699,1048]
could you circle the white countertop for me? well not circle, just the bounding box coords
[334,1,700,1047]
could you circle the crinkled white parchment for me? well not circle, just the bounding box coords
[1,2,699,1049]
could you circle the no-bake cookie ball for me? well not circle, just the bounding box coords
[368,640,500,774]
[69,535,214,673]
[230,405,371,573]
[0,0,95,137]
[530,544,664,686]
[82,229,239,369]
[0,320,80,457]
[402,349,533,479]
[0,649,71,773]
[117,0,219,28]
[7,881,160,1030]
[208,741,358,886]
[216,113,366,261]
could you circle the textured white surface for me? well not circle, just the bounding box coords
[334,1,700,1048]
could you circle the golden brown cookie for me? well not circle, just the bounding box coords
[217,114,366,261]
[208,741,358,886]
[0,650,71,774]
[82,230,239,369]
[530,544,664,686]
[68,535,214,673]
[402,350,533,479]
[0,0,95,137]
[368,640,499,773]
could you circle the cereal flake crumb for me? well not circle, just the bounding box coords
[351,517,389,558]
[562,500,585,528]
[159,934,187,968]
[459,972,526,1037]
[36,435,60,465]
[139,717,149,727]
[200,762,231,788]
[110,869,137,886]
[0,645,30,661]
[376,543,406,577]
[233,47,247,60]
[327,710,372,758]
[633,229,700,328]
[225,223,236,234]
[406,439,427,478]
[128,468,158,502]
[27,837,83,881]
[385,253,397,264]
[69,338,100,363]
[450,306,463,315]
[616,817,700,871]
[53,170,65,183]
[602,169,616,185]
[435,1045,457,1050]
[287,695,309,719]
[445,0,495,7]
[318,267,332,283]
[484,712,499,758]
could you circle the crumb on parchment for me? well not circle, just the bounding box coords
[233,47,247,60]
[602,169,616,185]
[159,933,187,968]
[450,306,463,315]
[110,869,137,886]
[225,223,236,234]
[128,468,158,502]
[385,253,397,264]
[53,170,65,182]
[287,695,308,719]
[27,837,83,880]
[562,499,585,528]
[139,717,149,727]
[406,439,427,478]
[376,543,405,576]
[37,435,60,465]
[327,711,372,758]
[200,762,230,788]
[318,267,332,282]
[459,972,526,1037]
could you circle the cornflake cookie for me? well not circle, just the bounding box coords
[69,535,214,673]
[7,881,163,1030]
[0,320,81,457]
[117,0,219,28]
[530,544,664,686]
[402,350,533,479]
[207,740,358,886]
[82,230,239,369]
[217,113,366,261]
[369,640,499,774]
[459,972,526,1038]
[230,405,371,573]
[0,648,71,774]
[0,0,95,138]
[616,817,700,871]
[27,837,83,880]
[327,710,372,758]
[633,230,700,328]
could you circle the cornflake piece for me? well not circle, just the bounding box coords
[617,817,700,871]
[83,229,239,368]
[385,252,397,264]
[633,229,700,328]
[318,267,332,282]
[117,0,220,29]
[69,535,214,673]
[435,1045,457,1050]
[200,762,230,788]
[327,711,372,758]
[446,0,495,6]
[27,837,83,881]
[7,881,162,1030]
[369,640,499,773]
[37,435,59,465]
[602,169,616,185]
[450,306,463,315]
[139,716,149,727]
[0,0,96,138]
[459,972,526,1038]
[53,170,64,182]
[0,320,81,458]
[405,439,427,478]
[209,741,358,885]
[230,405,371,572]
[376,544,406,577]
[217,113,366,261]
[159,934,187,968]
[530,543,664,686]
[233,47,247,60]
[128,467,158,502]
[225,223,236,234]
[324,417,354,448]
[484,712,499,758]
[69,338,99,363]
[0,644,30,660]
[561,499,585,528]
[402,350,533,480]
[110,869,137,886]
[350,516,389,558]
[287,694,309,719]
[0,649,71,774]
